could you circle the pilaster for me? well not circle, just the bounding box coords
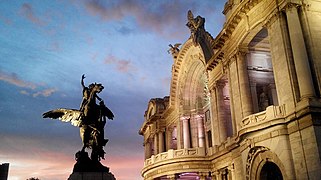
[236,50,253,117]
[284,3,315,99]
[215,80,227,143]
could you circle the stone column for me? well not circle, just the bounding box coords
[285,4,315,99]
[236,51,253,117]
[153,134,158,155]
[213,171,220,180]
[145,140,151,159]
[144,142,148,159]
[158,130,165,153]
[176,119,182,149]
[166,127,171,151]
[215,80,227,143]
[228,165,235,180]
[167,174,176,180]
[225,61,236,135]
[269,84,279,105]
[196,115,205,147]
[198,172,207,180]
[209,87,220,146]
[182,118,191,148]
[250,81,259,112]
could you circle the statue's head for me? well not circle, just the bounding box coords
[91,83,104,93]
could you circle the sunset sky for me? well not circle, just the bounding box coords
[0,1,225,179]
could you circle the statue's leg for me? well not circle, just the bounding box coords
[80,126,90,151]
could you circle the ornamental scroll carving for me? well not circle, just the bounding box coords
[245,146,270,180]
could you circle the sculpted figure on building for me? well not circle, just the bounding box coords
[186,10,205,46]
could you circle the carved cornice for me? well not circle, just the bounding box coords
[223,0,233,15]
[208,0,261,70]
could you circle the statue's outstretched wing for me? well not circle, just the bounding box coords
[174,43,181,48]
[42,108,82,127]
[101,106,114,120]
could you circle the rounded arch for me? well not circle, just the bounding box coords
[259,161,283,180]
[169,39,209,114]
[240,22,267,48]
[181,60,208,112]
[246,146,287,180]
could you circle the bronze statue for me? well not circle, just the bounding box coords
[43,75,114,166]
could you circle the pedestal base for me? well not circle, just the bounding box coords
[68,172,116,180]
[68,151,116,180]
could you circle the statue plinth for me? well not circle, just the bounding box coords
[68,151,116,180]
[68,172,116,180]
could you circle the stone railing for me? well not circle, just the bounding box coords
[240,105,285,129]
[144,147,206,167]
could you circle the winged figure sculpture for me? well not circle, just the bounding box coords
[43,75,114,162]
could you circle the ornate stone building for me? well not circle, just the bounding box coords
[139,0,321,179]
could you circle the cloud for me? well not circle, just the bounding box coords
[20,3,45,26]
[0,14,12,25]
[82,0,200,38]
[47,41,61,52]
[0,135,74,180]
[0,70,56,97]
[32,88,57,97]
[0,71,37,89]
[104,54,135,73]
[162,76,171,87]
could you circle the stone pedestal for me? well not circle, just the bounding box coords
[68,151,116,180]
[68,172,116,180]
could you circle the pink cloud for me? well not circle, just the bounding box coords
[20,3,46,26]
[48,41,61,52]
[0,14,12,25]
[82,1,191,38]
[0,71,37,89]
[0,70,57,97]
[104,54,135,73]
[162,76,171,87]
[32,88,57,97]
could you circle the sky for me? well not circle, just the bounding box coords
[0,1,226,179]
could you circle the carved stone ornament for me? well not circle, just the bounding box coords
[186,10,205,46]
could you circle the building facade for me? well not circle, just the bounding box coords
[139,0,321,179]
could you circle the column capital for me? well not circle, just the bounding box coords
[263,11,282,29]
[167,174,176,180]
[282,2,301,12]
[236,47,249,57]
[156,127,166,133]
[198,172,208,180]
[214,80,226,89]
